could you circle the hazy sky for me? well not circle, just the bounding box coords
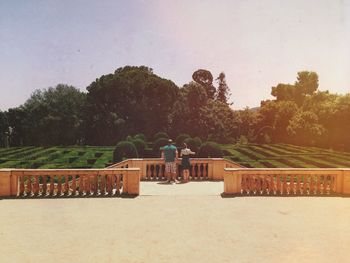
[1,0,349,110]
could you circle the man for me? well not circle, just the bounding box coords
[162,139,178,183]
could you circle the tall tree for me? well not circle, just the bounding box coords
[17,84,86,146]
[215,72,231,104]
[85,66,179,145]
[192,69,216,99]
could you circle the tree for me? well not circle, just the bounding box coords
[0,111,8,147]
[287,110,326,146]
[20,84,86,146]
[271,71,319,105]
[85,66,179,145]
[192,69,216,99]
[215,72,230,104]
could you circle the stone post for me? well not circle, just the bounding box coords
[0,169,12,197]
[223,168,242,195]
[212,158,225,180]
[125,169,140,195]
[342,169,350,195]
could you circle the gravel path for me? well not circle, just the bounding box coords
[1,183,349,263]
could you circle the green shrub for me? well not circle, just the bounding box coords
[193,136,202,147]
[87,158,97,164]
[183,137,199,155]
[153,138,169,155]
[153,132,169,141]
[134,133,146,142]
[176,133,190,146]
[237,135,249,145]
[198,142,223,158]
[113,141,138,163]
[95,152,103,158]
[126,135,133,142]
[131,138,147,157]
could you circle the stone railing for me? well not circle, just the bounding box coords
[223,168,350,196]
[0,168,140,198]
[108,158,242,181]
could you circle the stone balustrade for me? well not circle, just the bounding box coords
[109,158,242,181]
[0,168,140,198]
[224,168,350,196]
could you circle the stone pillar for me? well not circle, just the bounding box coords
[342,169,350,195]
[212,159,225,180]
[0,170,12,197]
[125,169,140,195]
[223,169,241,195]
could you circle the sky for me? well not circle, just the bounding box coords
[0,0,349,110]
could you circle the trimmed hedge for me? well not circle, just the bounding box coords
[153,132,169,141]
[131,138,147,157]
[198,142,223,158]
[152,138,169,155]
[113,141,138,163]
[176,133,190,147]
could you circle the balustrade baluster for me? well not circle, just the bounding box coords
[262,175,267,194]
[78,175,84,196]
[330,175,336,194]
[116,174,121,195]
[33,175,39,196]
[249,175,254,194]
[296,175,301,195]
[203,164,208,179]
[71,175,77,196]
[325,175,330,195]
[276,175,281,195]
[100,175,106,195]
[289,175,294,195]
[316,175,321,195]
[26,176,32,196]
[282,175,287,195]
[19,175,25,196]
[93,174,98,195]
[241,175,246,194]
[49,176,55,196]
[42,175,47,196]
[63,175,69,196]
[107,175,113,195]
[191,164,195,180]
[147,165,152,180]
[57,175,62,196]
[268,174,275,195]
[85,175,91,196]
[310,175,315,195]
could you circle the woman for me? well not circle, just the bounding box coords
[180,143,195,183]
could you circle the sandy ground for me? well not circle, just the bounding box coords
[1,182,350,263]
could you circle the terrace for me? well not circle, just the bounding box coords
[1,148,350,262]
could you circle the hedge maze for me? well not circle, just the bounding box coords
[0,147,114,169]
[0,144,349,169]
[222,143,350,168]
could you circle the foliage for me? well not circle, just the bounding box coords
[152,137,169,155]
[113,141,138,163]
[153,132,169,141]
[193,136,202,147]
[192,69,216,99]
[131,138,147,157]
[7,84,86,146]
[84,66,179,145]
[198,141,223,158]
[176,133,190,147]
[134,133,146,141]
[215,72,230,104]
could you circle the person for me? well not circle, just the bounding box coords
[180,143,195,183]
[162,139,178,183]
